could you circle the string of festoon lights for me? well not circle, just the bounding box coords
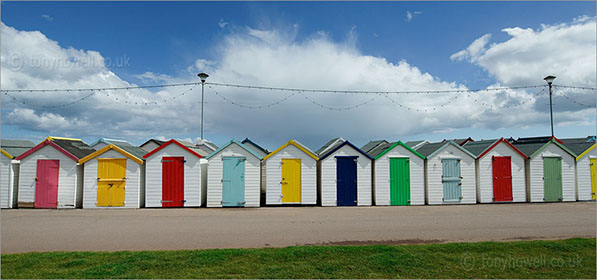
[1,81,595,111]
[553,86,595,108]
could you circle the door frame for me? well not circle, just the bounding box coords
[441,158,462,203]
[161,156,185,207]
[335,156,358,206]
[96,158,127,207]
[281,158,302,204]
[543,156,563,202]
[492,156,513,202]
[222,156,246,207]
[389,156,410,206]
[34,159,60,209]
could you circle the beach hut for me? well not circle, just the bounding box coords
[139,139,167,152]
[196,138,219,155]
[317,138,373,206]
[143,139,207,207]
[363,141,425,206]
[15,137,95,208]
[405,140,431,150]
[415,141,477,205]
[78,143,147,208]
[1,140,35,208]
[511,137,577,202]
[206,140,263,207]
[443,137,475,146]
[241,138,270,158]
[89,138,136,150]
[262,139,319,205]
[463,138,528,203]
[561,137,596,201]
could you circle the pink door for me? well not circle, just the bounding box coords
[35,159,60,208]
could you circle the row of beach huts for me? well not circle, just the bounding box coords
[0,135,595,209]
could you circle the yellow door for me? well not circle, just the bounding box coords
[97,158,127,207]
[591,158,596,200]
[281,159,301,203]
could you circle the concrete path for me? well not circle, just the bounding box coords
[1,202,595,253]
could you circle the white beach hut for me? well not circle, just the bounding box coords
[262,139,319,205]
[143,139,207,207]
[363,140,425,206]
[463,138,528,203]
[415,141,477,205]
[317,138,373,206]
[1,140,35,208]
[79,144,147,208]
[15,137,95,208]
[561,137,595,201]
[206,140,263,207]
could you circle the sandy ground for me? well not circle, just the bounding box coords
[1,202,595,253]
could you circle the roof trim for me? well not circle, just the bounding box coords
[374,141,425,160]
[206,140,263,160]
[143,139,203,159]
[577,143,596,160]
[47,136,81,141]
[319,140,373,161]
[79,144,144,165]
[427,141,477,159]
[15,139,79,162]
[263,139,319,161]
[477,138,529,160]
[1,149,14,159]
[529,138,577,158]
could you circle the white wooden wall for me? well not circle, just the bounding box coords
[426,144,476,205]
[18,145,79,208]
[319,145,372,206]
[1,155,14,208]
[374,145,425,206]
[264,144,317,205]
[576,149,595,201]
[145,144,202,207]
[477,142,526,203]
[207,143,260,207]
[528,143,576,202]
[82,150,143,208]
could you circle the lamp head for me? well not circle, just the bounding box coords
[543,75,556,85]
[197,73,209,83]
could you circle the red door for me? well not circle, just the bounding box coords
[162,157,185,207]
[492,156,513,202]
[35,159,60,208]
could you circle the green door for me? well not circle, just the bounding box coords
[543,157,562,202]
[390,158,410,205]
[442,159,462,202]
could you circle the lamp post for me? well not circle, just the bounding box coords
[198,73,209,140]
[544,75,556,137]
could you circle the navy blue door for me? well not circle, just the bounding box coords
[336,156,357,206]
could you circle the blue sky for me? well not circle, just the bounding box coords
[1,1,595,149]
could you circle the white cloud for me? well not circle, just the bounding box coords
[41,15,53,22]
[449,34,491,62]
[219,19,228,29]
[406,11,422,23]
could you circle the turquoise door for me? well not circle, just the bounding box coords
[222,157,245,207]
[442,159,462,202]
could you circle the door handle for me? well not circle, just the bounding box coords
[35,177,38,181]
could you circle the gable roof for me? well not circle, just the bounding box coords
[463,138,528,159]
[89,138,134,148]
[371,141,425,160]
[206,140,263,160]
[241,138,269,158]
[140,139,167,148]
[15,137,95,161]
[263,139,319,161]
[319,140,373,161]
[511,137,576,158]
[143,139,205,159]
[415,141,476,159]
[1,139,36,159]
[361,140,389,154]
[196,139,219,154]
[443,137,474,146]
[316,137,345,156]
[405,140,431,150]
[560,138,596,160]
[79,144,144,165]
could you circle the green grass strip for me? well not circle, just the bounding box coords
[1,238,595,279]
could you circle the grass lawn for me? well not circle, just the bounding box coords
[1,238,595,279]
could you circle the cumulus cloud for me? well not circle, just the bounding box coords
[1,18,594,148]
[405,11,422,22]
[450,34,491,62]
[41,15,53,22]
[218,19,228,29]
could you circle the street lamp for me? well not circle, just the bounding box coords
[198,73,209,140]
[544,75,556,137]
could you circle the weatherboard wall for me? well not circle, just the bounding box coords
[145,144,202,207]
[477,142,526,203]
[1,154,14,208]
[425,144,476,205]
[373,144,425,206]
[576,148,595,201]
[527,143,576,202]
[319,144,372,206]
[17,145,80,208]
[264,144,317,205]
[82,149,144,208]
[207,142,261,207]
